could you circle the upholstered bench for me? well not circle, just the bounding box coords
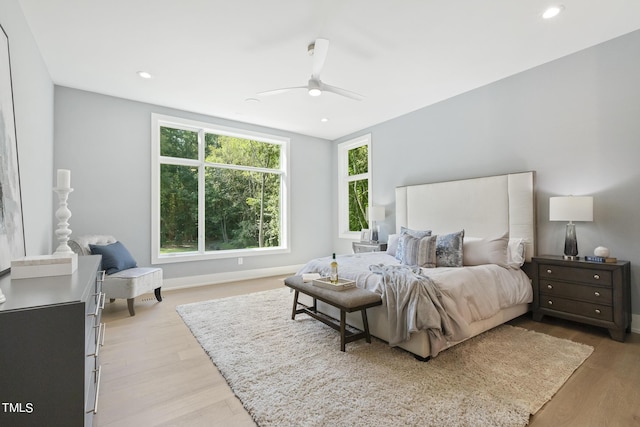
[284,275,382,352]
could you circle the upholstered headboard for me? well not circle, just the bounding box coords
[395,171,536,261]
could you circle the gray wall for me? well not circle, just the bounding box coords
[0,0,54,256]
[54,87,332,281]
[334,30,640,315]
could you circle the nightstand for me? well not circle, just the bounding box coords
[531,255,631,341]
[352,241,387,253]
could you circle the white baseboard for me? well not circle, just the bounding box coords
[632,313,640,335]
[162,264,305,291]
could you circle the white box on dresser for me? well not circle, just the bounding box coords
[10,253,78,278]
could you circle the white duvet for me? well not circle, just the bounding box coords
[297,252,533,342]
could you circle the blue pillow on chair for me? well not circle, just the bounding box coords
[89,241,137,274]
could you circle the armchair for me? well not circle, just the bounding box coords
[69,235,162,316]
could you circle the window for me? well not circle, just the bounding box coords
[338,134,372,239]
[151,114,289,263]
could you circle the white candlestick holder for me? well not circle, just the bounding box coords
[53,187,74,255]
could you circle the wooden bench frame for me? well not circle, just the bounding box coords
[284,276,382,352]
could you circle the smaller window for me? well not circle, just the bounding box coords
[338,134,372,239]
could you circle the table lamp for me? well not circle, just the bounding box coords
[549,196,593,260]
[367,206,385,242]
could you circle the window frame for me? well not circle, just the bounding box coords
[337,133,372,239]
[151,113,290,264]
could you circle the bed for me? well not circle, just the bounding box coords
[297,171,536,359]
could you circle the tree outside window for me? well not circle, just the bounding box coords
[152,114,289,262]
[338,134,372,238]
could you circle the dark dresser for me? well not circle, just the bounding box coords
[0,255,104,426]
[531,255,631,341]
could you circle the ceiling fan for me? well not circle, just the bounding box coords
[257,38,364,101]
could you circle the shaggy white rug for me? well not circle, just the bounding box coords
[177,287,593,427]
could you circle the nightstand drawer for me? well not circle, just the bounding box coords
[540,280,612,304]
[538,263,612,286]
[541,296,613,321]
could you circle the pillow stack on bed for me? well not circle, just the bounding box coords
[387,228,525,269]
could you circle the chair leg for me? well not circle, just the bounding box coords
[154,287,162,302]
[127,298,135,316]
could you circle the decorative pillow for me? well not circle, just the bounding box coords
[436,230,465,267]
[400,234,437,268]
[386,234,400,257]
[89,241,138,275]
[395,227,432,261]
[508,238,526,268]
[463,232,509,268]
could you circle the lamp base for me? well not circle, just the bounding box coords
[562,255,580,261]
[563,222,579,260]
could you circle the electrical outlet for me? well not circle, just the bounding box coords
[238,257,243,265]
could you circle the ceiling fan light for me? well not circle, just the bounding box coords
[542,5,564,19]
[308,88,322,96]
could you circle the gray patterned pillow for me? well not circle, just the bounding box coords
[400,234,437,268]
[436,230,465,267]
[395,227,432,262]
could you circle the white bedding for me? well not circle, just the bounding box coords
[296,252,532,351]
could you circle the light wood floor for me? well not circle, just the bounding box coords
[96,277,640,427]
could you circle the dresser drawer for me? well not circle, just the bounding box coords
[541,295,613,321]
[538,263,612,286]
[539,280,612,305]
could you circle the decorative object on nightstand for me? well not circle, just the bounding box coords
[549,195,593,260]
[531,255,631,341]
[352,241,387,253]
[594,246,610,257]
[367,206,385,242]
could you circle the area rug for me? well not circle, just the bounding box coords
[177,287,593,427]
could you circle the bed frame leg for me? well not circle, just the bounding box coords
[414,354,431,362]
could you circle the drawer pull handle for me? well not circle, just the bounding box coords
[546,269,552,274]
[595,309,601,315]
[88,293,106,317]
[87,365,102,414]
[547,284,553,290]
[548,300,553,305]
[593,274,600,280]
[594,291,600,297]
[87,323,105,358]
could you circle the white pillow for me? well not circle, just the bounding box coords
[507,238,526,268]
[463,232,509,268]
[386,234,400,256]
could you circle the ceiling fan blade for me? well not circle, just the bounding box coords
[320,82,365,101]
[311,38,329,79]
[256,86,307,97]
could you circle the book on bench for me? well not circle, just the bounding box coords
[312,277,356,291]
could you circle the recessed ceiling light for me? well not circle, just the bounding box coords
[244,98,260,103]
[542,5,564,19]
[320,118,329,122]
[137,71,152,79]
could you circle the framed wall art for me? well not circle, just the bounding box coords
[0,23,26,276]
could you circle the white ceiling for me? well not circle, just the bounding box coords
[18,0,640,140]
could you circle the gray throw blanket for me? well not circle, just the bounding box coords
[369,264,454,357]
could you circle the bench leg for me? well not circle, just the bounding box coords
[361,309,372,343]
[154,287,163,302]
[340,310,346,352]
[291,290,299,320]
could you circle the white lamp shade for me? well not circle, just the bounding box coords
[549,196,593,222]
[367,206,385,222]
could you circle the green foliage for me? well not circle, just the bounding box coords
[160,128,281,253]
[347,145,369,231]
